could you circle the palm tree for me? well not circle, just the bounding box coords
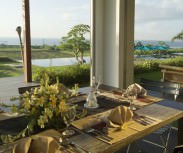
[172,30,183,41]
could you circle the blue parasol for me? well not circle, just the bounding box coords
[135,45,169,51]
[134,46,151,51]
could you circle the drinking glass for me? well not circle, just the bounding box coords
[85,90,99,108]
[127,90,137,111]
[92,76,101,94]
[61,105,76,136]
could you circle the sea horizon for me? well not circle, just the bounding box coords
[0,37,183,48]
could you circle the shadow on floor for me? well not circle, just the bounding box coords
[115,128,177,153]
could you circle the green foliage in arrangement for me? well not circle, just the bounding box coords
[0,76,80,144]
[33,64,90,87]
[134,57,183,74]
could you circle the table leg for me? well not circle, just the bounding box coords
[178,118,183,145]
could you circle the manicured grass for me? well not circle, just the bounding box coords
[0,57,23,78]
[0,57,18,64]
[0,64,23,78]
[134,71,162,83]
[0,47,90,60]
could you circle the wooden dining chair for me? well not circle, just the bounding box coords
[18,85,40,94]
[137,78,181,153]
[173,145,183,153]
[140,78,180,101]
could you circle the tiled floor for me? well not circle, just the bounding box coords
[0,75,38,100]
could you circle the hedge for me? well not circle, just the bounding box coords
[33,64,90,86]
[33,57,183,86]
[134,57,183,74]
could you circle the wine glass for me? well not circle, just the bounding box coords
[126,90,137,111]
[61,105,76,136]
[92,76,101,94]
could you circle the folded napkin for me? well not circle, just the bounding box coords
[123,83,147,98]
[107,106,133,129]
[13,135,61,153]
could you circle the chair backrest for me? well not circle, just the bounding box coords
[18,85,40,94]
[140,78,180,101]
[173,145,183,153]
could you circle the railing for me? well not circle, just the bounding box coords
[159,64,183,84]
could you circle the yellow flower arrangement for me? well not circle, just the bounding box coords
[20,80,77,129]
[0,76,79,143]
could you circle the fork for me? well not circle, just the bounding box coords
[70,141,90,153]
[135,116,154,126]
[86,128,113,141]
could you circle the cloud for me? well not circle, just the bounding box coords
[62,12,73,21]
[135,19,183,40]
[135,0,183,23]
[69,4,90,11]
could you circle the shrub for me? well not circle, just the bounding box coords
[33,64,90,87]
[134,57,183,74]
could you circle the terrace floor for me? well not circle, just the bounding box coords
[118,127,178,153]
[0,75,38,101]
[0,76,179,153]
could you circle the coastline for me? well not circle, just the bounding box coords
[0,37,183,48]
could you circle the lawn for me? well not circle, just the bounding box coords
[0,46,90,60]
[0,57,23,77]
[0,64,23,78]
[0,46,90,78]
[134,71,162,83]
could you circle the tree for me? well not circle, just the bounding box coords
[60,24,90,64]
[135,41,144,55]
[135,41,143,47]
[158,41,169,47]
[172,30,183,41]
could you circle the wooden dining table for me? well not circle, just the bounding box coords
[67,87,183,153]
[1,87,183,153]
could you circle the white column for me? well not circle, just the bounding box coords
[91,0,135,88]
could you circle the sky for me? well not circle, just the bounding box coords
[135,0,183,40]
[0,0,183,41]
[0,0,90,39]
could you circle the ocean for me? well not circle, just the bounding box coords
[0,37,60,46]
[134,40,183,48]
[0,37,183,48]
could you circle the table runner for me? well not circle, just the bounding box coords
[69,90,162,107]
[71,90,163,144]
[72,109,161,144]
[97,90,162,108]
